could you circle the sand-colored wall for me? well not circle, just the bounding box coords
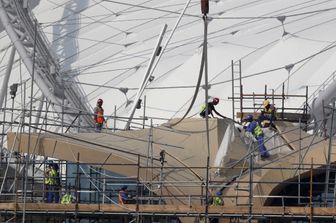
[7,118,229,205]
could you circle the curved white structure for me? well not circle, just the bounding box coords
[310,73,336,135]
[0,0,336,130]
[0,0,93,129]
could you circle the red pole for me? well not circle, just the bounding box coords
[201,0,209,14]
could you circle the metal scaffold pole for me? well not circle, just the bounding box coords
[324,101,335,206]
[124,25,167,130]
[201,0,210,221]
[248,143,253,223]
[22,18,38,223]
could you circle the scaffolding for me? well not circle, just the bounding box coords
[0,62,335,222]
[2,154,336,222]
[0,108,336,223]
[0,57,335,223]
[1,2,336,223]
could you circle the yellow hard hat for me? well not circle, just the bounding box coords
[263,100,270,107]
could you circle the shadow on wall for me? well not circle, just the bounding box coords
[52,0,89,73]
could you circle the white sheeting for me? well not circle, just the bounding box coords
[213,123,235,168]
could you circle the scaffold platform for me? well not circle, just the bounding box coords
[0,203,335,219]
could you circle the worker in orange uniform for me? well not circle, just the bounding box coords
[200,97,225,119]
[118,185,128,205]
[94,98,105,132]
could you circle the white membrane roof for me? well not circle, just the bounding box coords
[1,0,336,128]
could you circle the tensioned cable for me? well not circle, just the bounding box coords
[50,0,328,77]
[237,42,336,84]
[12,0,334,78]
[43,31,126,46]
[42,15,181,26]
[169,38,336,117]
[206,0,334,40]
[205,19,336,88]
[51,1,165,64]
[102,0,201,18]
[120,1,192,14]
[10,0,334,125]
[84,64,139,99]
[57,1,336,80]
[91,0,118,15]
[42,0,157,45]
[273,39,336,93]
[122,40,336,91]
[44,0,151,28]
[103,0,336,20]
[4,0,334,183]
[255,8,336,35]
[36,30,336,121]
[65,39,336,93]
[43,0,121,33]
[212,6,336,20]
[46,4,201,70]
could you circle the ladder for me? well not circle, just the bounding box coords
[231,60,242,121]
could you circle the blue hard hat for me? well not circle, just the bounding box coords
[246,114,253,122]
[46,160,54,166]
[216,191,222,196]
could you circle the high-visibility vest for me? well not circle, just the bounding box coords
[200,104,206,113]
[61,193,73,204]
[45,169,58,185]
[96,107,104,124]
[262,107,275,119]
[263,107,273,114]
[253,124,263,137]
[261,107,274,127]
[212,196,224,206]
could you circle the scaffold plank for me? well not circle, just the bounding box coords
[1,203,336,217]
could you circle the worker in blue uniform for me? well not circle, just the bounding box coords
[245,114,270,159]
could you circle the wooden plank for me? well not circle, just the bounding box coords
[236,112,260,120]
[236,112,309,122]
[2,203,336,216]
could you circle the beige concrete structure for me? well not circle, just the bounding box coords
[7,118,232,206]
[223,121,335,207]
[6,118,335,210]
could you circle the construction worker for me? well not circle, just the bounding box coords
[200,97,225,119]
[45,162,60,203]
[258,99,276,128]
[212,191,224,206]
[118,185,128,205]
[94,98,105,132]
[61,192,74,204]
[245,114,270,159]
[209,191,224,223]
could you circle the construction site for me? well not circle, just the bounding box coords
[1,0,336,223]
